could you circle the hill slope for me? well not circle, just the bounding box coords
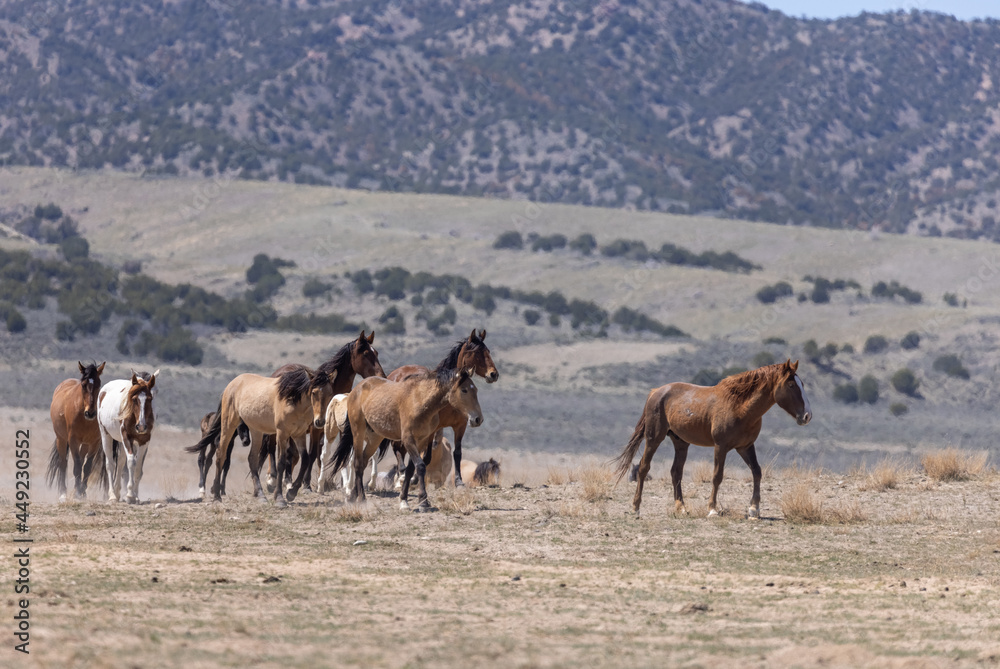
[2,1,1000,235]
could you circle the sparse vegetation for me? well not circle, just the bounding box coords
[493,231,524,250]
[832,383,859,404]
[756,281,794,304]
[932,354,969,379]
[872,280,922,304]
[780,484,824,524]
[889,402,909,417]
[921,449,988,481]
[900,331,921,350]
[891,368,919,396]
[864,335,889,354]
[858,375,879,404]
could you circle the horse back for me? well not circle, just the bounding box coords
[652,383,720,448]
[225,373,281,434]
[386,364,430,382]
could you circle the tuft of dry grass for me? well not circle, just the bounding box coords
[546,467,577,486]
[921,448,989,482]
[856,457,908,492]
[826,499,868,524]
[436,487,477,515]
[690,461,713,484]
[579,466,613,503]
[331,504,378,523]
[780,484,824,524]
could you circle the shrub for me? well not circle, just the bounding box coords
[921,448,988,481]
[763,336,787,345]
[531,234,567,252]
[756,281,794,304]
[302,278,332,298]
[157,328,204,365]
[864,335,888,354]
[5,308,26,333]
[890,368,919,396]
[60,236,89,261]
[802,339,819,360]
[889,402,909,416]
[858,375,879,404]
[524,309,541,325]
[569,233,597,255]
[692,369,724,386]
[810,283,830,303]
[942,293,963,307]
[900,331,920,350]
[548,313,561,326]
[872,280,922,304]
[493,231,524,250]
[34,203,63,220]
[55,321,76,341]
[932,354,969,379]
[832,383,859,404]
[350,269,374,294]
[377,306,406,335]
[611,306,686,337]
[600,239,648,261]
[821,343,838,359]
[373,267,410,300]
[841,343,855,353]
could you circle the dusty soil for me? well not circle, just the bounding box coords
[4,410,999,668]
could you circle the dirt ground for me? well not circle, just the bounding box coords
[3,409,999,669]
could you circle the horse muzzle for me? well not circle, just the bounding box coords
[83,410,96,420]
[314,418,325,429]
[797,412,812,426]
[487,371,499,384]
[468,415,483,428]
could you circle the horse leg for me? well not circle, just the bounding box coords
[99,429,119,503]
[736,443,763,519]
[404,436,431,512]
[124,440,140,504]
[303,428,321,492]
[265,436,277,493]
[708,445,730,517]
[632,434,663,516]
[399,458,415,511]
[128,443,148,504]
[212,417,239,503]
[367,447,379,492]
[393,442,406,490]
[272,430,290,508]
[79,448,96,499]
[246,432,267,501]
[451,424,467,487]
[221,433,235,497]
[64,441,80,502]
[285,435,310,503]
[669,436,690,515]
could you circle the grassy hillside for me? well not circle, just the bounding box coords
[2,168,999,468]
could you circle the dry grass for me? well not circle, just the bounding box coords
[921,448,989,482]
[579,465,613,503]
[436,487,477,515]
[780,484,824,524]
[690,460,713,484]
[826,499,868,524]
[856,457,908,492]
[331,503,379,523]
[546,466,578,486]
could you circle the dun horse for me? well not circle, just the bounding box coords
[262,330,384,493]
[614,360,812,518]
[46,361,106,501]
[189,367,332,507]
[192,410,251,496]
[385,330,498,487]
[330,368,483,512]
[97,371,159,504]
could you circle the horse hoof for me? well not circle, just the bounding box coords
[286,490,298,503]
[413,505,436,514]
[58,494,67,503]
[125,496,137,505]
[399,501,409,511]
[274,498,288,509]
[454,479,465,488]
[708,509,719,518]
[256,495,268,504]
[747,507,760,519]
[198,486,205,495]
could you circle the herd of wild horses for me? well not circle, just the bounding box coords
[45,329,812,516]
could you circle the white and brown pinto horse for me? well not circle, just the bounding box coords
[97,371,159,504]
[614,360,812,518]
[46,361,106,501]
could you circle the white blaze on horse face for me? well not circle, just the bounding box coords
[794,375,812,424]
[137,392,148,432]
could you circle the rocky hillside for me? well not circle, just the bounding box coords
[3,0,1000,236]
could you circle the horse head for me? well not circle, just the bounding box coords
[308,370,334,429]
[78,361,105,420]
[352,330,386,379]
[126,369,158,435]
[451,367,483,427]
[774,360,812,426]
[459,329,499,384]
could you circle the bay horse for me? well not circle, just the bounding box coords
[329,368,483,512]
[261,330,385,493]
[613,360,812,518]
[386,330,498,487]
[97,370,159,504]
[191,410,251,496]
[46,361,106,501]
[190,367,332,507]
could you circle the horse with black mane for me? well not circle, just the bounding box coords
[46,361,106,501]
[614,360,812,518]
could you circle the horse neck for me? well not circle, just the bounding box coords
[732,376,778,422]
[413,376,453,418]
[332,369,357,395]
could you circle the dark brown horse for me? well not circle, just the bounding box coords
[386,330,498,487]
[191,410,251,496]
[614,360,812,518]
[46,361,106,501]
[262,330,385,492]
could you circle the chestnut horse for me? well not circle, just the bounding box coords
[97,371,159,504]
[46,361,106,501]
[614,360,812,518]
[329,368,483,512]
[190,367,332,507]
[386,330,498,487]
[262,330,385,493]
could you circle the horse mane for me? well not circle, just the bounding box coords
[317,341,354,377]
[474,459,500,485]
[717,364,782,404]
[277,367,313,405]
[433,337,481,377]
[79,362,101,382]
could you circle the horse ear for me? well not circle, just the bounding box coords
[469,329,477,341]
[791,360,799,372]
[130,370,139,385]
[96,362,106,375]
[367,330,375,344]
[148,372,158,390]
[479,329,487,340]
[78,361,86,373]
[327,369,338,386]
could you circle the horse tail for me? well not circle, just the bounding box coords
[612,411,647,484]
[45,439,64,488]
[327,419,355,474]
[186,401,222,455]
[93,446,110,492]
[374,438,391,464]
